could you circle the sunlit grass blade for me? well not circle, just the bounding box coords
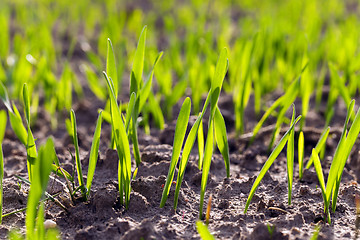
[160,97,191,208]
[268,81,299,150]
[128,26,149,166]
[23,84,37,182]
[210,48,228,117]
[70,109,86,199]
[23,84,31,126]
[103,72,132,208]
[214,107,230,178]
[287,105,296,204]
[244,115,301,213]
[174,113,205,209]
[147,92,165,129]
[329,63,351,108]
[250,78,299,145]
[312,148,329,222]
[106,38,118,96]
[197,117,204,170]
[131,109,141,166]
[35,203,45,239]
[298,131,304,180]
[199,119,214,219]
[86,111,103,197]
[0,110,6,224]
[26,138,55,240]
[83,65,107,101]
[305,127,330,169]
[0,81,12,112]
[8,104,27,146]
[0,82,27,146]
[125,93,136,133]
[196,221,215,240]
[324,100,355,209]
[332,103,360,211]
[197,91,212,171]
[130,25,147,93]
[139,51,163,112]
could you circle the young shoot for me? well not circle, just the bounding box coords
[0,110,6,224]
[312,100,360,223]
[244,106,301,213]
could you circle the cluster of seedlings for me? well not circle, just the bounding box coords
[0,0,360,239]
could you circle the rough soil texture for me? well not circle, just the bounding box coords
[1,90,360,240]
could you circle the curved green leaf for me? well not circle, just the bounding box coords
[298,131,304,180]
[196,221,215,240]
[160,97,191,208]
[86,111,103,196]
[199,119,214,218]
[305,127,330,169]
[106,38,118,96]
[214,107,230,178]
[287,105,296,204]
[130,26,147,93]
[244,115,301,213]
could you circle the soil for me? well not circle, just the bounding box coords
[1,85,360,240]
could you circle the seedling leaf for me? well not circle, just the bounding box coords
[160,97,191,208]
[244,115,301,213]
[196,221,215,240]
[86,111,103,197]
[214,107,230,178]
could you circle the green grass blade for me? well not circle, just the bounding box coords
[148,92,165,129]
[107,38,118,96]
[8,104,27,146]
[332,105,360,211]
[83,65,107,101]
[210,48,228,117]
[329,63,351,108]
[103,72,132,208]
[174,114,204,209]
[196,221,215,240]
[250,78,299,145]
[214,107,230,178]
[26,128,37,182]
[35,203,45,239]
[312,148,326,205]
[197,117,204,170]
[130,26,147,93]
[23,84,31,126]
[325,100,355,209]
[23,84,37,182]
[160,97,191,208]
[139,51,163,112]
[86,111,103,197]
[244,115,301,213]
[125,92,136,133]
[199,119,214,219]
[0,110,6,224]
[312,147,331,224]
[0,81,12,113]
[305,127,330,169]
[26,138,54,240]
[310,225,321,240]
[51,165,73,182]
[298,131,304,180]
[70,110,86,198]
[287,105,296,204]
[131,114,141,166]
[197,89,212,171]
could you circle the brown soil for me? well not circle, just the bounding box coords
[1,90,360,240]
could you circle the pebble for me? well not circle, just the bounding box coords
[44,219,57,229]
